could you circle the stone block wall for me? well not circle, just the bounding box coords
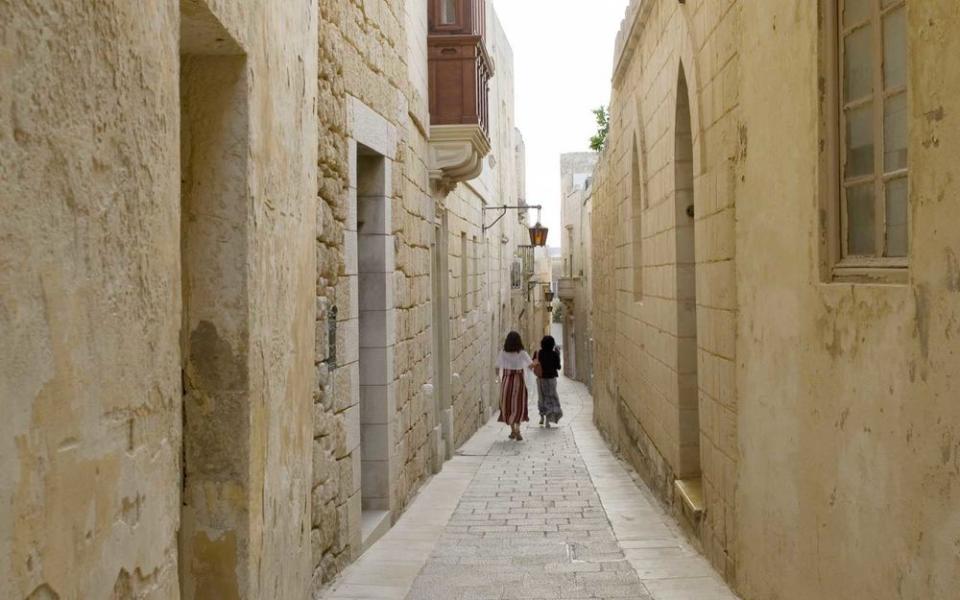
[594,1,960,599]
[311,0,438,586]
[309,0,531,589]
[312,0,351,585]
[590,0,741,583]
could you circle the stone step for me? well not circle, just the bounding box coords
[360,510,392,552]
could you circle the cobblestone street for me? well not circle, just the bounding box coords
[323,376,738,600]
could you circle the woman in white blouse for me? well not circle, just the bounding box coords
[495,331,535,441]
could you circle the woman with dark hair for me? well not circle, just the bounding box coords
[496,331,534,441]
[534,336,563,427]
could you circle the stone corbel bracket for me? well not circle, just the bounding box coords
[429,123,492,195]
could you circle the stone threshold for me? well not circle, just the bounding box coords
[360,510,392,553]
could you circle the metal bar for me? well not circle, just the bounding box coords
[482,208,507,233]
[482,205,542,211]
[481,204,542,234]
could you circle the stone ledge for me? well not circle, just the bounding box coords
[428,123,491,195]
[674,477,704,520]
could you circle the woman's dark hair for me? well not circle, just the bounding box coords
[503,331,524,353]
[540,335,556,351]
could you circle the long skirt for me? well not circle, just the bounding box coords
[498,369,529,425]
[537,377,563,424]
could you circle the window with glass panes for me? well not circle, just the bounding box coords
[441,0,458,25]
[839,0,908,264]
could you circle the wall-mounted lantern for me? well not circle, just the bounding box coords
[528,221,549,248]
[544,287,555,303]
[483,204,548,249]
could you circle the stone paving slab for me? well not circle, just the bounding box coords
[564,378,740,600]
[322,375,739,600]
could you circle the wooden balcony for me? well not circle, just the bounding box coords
[427,0,493,193]
[428,36,492,137]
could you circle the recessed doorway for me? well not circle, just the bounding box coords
[674,64,701,481]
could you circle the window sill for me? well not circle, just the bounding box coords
[829,263,909,285]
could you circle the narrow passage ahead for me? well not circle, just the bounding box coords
[323,377,738,600]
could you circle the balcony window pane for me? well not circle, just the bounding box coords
[844,25,873,102]
[884,92,908,172]
[885,177,908,257]
[843,0,871,27]
[847,184,876,256]
[883,7,907,90]
[845,103,874,178]
[441,0,457,25]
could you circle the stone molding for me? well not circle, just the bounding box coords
[612,0,654,85]
[428,123,491,195]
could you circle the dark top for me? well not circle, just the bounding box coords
[534,348,561,379]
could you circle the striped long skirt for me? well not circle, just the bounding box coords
[498,369,529,425]
[537,377,563,424]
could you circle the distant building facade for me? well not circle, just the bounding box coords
[558,153,598,388]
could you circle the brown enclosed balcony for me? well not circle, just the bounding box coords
[427,0,494,192]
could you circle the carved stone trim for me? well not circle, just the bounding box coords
[428,123,491,194]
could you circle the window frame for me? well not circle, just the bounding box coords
[821,0,909,284]
[434,0,463,30]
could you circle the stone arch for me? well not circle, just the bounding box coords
[674,12,706,178]
[674,61,700,479]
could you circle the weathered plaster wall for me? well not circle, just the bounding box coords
[0,3,183,596]
[591,0,741,582]
[1,0,318,598]
[735,2,960,598]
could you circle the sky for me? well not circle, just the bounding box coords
[492,0,629,247]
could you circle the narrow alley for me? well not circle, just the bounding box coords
[4,0,959,599]
[323,375,738,600]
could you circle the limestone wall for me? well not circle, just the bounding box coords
[311,0,435,585]
[591,0,742,581]
[559,153,598,384]
[308,0,532,588]
[445,6,534,448]
[593,1,960,599]
[735,2,960,598]
[1,1,319,598]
